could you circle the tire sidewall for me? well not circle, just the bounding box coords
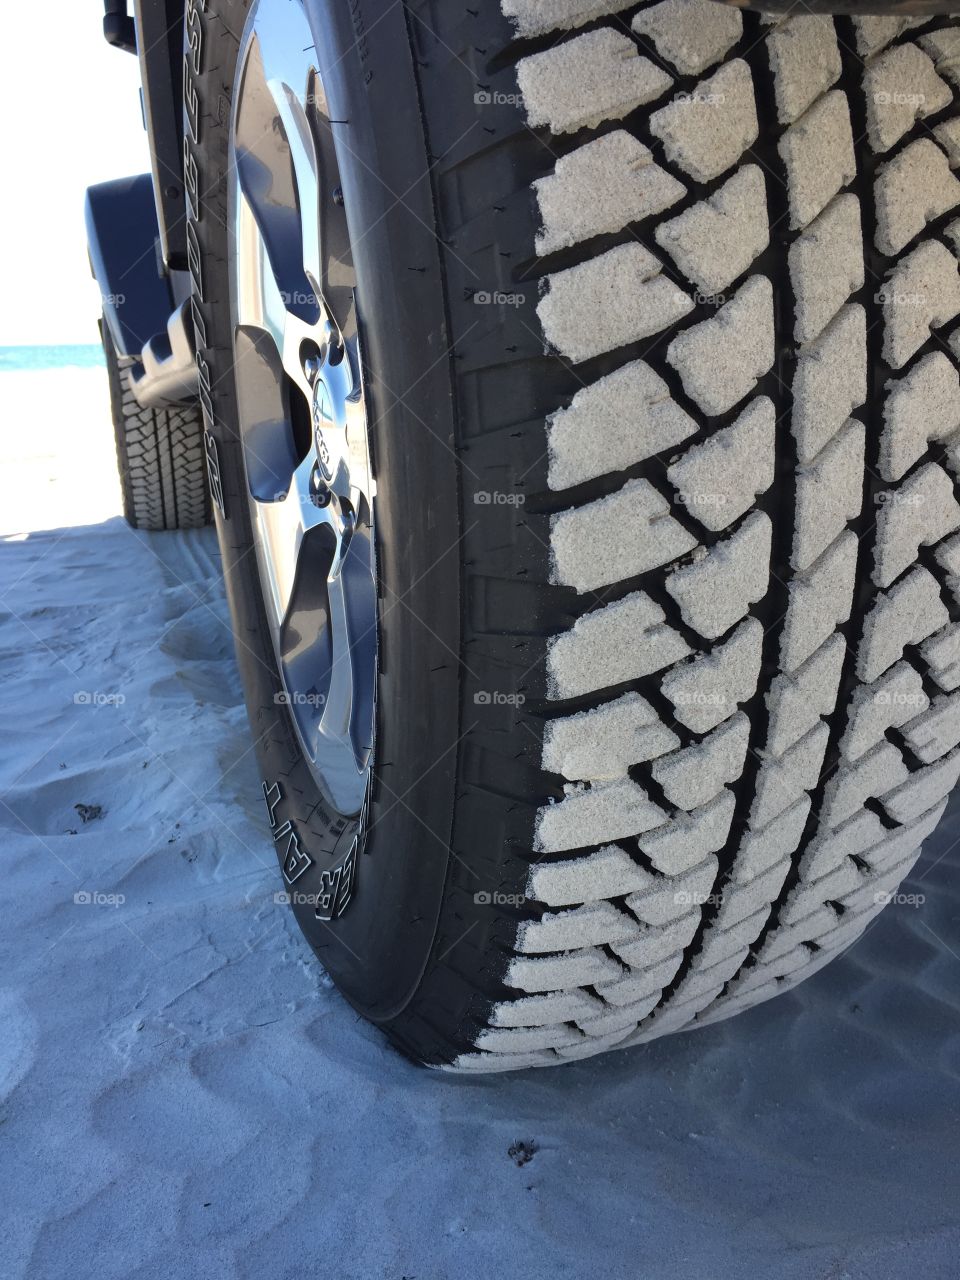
[185,0,464,1021]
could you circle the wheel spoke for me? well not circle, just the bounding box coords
[230,0,376,818]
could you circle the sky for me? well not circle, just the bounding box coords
[0,3,150,346]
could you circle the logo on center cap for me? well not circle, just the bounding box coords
[312,379,334,481]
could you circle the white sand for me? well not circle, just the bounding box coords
[1,367,959,1277]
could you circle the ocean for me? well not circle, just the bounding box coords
[0,345,105,372]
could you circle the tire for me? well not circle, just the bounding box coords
[102,322,211,530]
[186,0,960,1071]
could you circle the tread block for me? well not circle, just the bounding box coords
[595,952,686,1005]
[934,116,960,168]
[665,510,771,640]
[666,275,774,416]
[654,165,769,296]
[821,740,909,828]
[661,616,763,733]
[902,689,960,763]
[649,59,759,184]
[698,900,770,963]
[517,27,673,135]
[632,0,742,77]
[765,632,845,757]
[539,242,694,363]
[780,530,857,673]
[611,909,701,969]
[735,795,811,882]
[518,900,641,954]
[881,240,960,370]
[872,462,960,589]
[801,808,886,882]
[651,711,750,810]
[576,993,662,1038]
[767,15,842,126]
[857,566,950,683]
[921,621,960,692]
[864,43,951,154]
[882,746,960,824]
[638,788,736,874]
[547,359,698,492]
[448,1050,559,1072]
[779,857,865,925]
[503,0,634,39]
[506,946,624,994]
[920,27,960,88]
[551,478,698,592]
[535,778,667,853]
[476,1023,585,1053]
[535,131,686,255]
[543,692,680,782]
[854,15,920,58]
[666,396,775,533]
[528,843,656,908]
[490,989,604,1027]
[626,855,719,926]
[750,721,828,828]
[861,799,946,873]
[879,352,960,482]
[792,304,867,464]
[840,660,929,762]
[547,591,691,699]
[874,139,960,257]
[779,90,855,230]
[792,418,864,573]
[789,193,864,345]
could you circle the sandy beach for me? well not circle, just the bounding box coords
[1,366,959,1279]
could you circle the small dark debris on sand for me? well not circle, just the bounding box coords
[508,1140,538,1167]
[74,803,103,824]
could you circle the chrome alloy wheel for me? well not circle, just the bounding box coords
[227,0,376,817]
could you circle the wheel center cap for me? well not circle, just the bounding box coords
[312,379,335,482]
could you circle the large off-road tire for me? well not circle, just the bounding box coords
[102,322,210,530]
[187,0,960,1071]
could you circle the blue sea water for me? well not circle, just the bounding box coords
[0,345,105,372]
